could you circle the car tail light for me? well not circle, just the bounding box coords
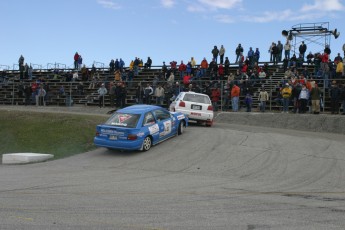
[127,134,138,140]
[207,105,213,111]
[96,131,100,136]
[179,101,185,107]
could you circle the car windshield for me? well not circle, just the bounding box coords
[105,113,140,128]
[183,93,211,104]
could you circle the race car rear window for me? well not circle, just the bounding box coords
[106,113,140,128]
[183,94,211,104]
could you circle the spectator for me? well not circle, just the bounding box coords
[109,59,115,73]
[244,93,253,112]
[247,47,254,67]
[58,85,65,96]
[143,83,153,104]
[306,52,314,65]
[291,82,302,113]
[144,57,152,69]
[310,81,321,114]
[97,83,108,108]
[341,84,345,115]
[212,45,219,63]
[72,71,79,81]
[200,58,208,78]
[336,60,343,78]
[74,52,79,69]
[219,45,225,64]
[24,84,32,106]
[298,84,309,113]
[28,64,33,80]
[329,81,341,114]
[36,84,46,106]
[154,84,165,105]
[167,72,175,87]
[277,41,283,62]
[114,59,119,71]
[224,57,230,75]
[231,83,240,112]
[178,61,186,79]
[76,82,84,95]
[18,55,24,70]
[269,42,275,62]
[108,82,116,108]
[299,41,307,61]
[258,88,269,112]
[334,53,343,65]
[162,61,167,77]
[119,58,125,71]
[78,55,83,70]
[211,87,221,111]
[284,41,291,60]
[281,83,292,113]
[235,44,243,63]
[254,48,260,63]
[343,43,345,57]
[135,83,143,104]
[120,82,127,108]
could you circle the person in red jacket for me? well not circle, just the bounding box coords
[178,61,187,79]
[218,64,224,80]
[211,87,221,111]
[74,52,79,70]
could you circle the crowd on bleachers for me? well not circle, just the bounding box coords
[1,41,345,113]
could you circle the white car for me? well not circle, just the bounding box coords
[169,91,214,127]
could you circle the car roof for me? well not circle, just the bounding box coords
[117,104,164,114]
[180,91,210,97]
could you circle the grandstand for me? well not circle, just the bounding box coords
[0,61,343,114]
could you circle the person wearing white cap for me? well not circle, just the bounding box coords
[97,83,108,108]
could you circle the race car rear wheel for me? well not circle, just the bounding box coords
[142,136,152,151]
[178,121,184,135]
[205,120,213,127]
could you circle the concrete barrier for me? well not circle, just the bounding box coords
[215,112,345,135]
[2,153,54,164]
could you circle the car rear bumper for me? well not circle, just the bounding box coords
[175,108,214,121]
[94,137,143,150]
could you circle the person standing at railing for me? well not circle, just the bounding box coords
[74,52,79,70]
[18,55,24,70]
[235,44,243,64]
[97,83,107,108]
[78,55,83,70]
[219,45,225,64]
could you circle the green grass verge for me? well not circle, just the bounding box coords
[0,111,107,159]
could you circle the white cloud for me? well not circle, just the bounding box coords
[187,4,206,12]
[161,0,175,8]
[97,0,121,10]
[198,0,242,9]
[214,14,235,23]
[301,0,344,12]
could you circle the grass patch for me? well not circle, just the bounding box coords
[0,111,107,160]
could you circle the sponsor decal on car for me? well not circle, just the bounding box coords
[148,124,159,135]
[177,114,185,120]
[101,129,125,135]
[137,132,145,137]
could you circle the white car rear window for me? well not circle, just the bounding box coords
[183,94,211,104]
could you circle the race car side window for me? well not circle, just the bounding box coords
[143,112,156,126]
[153,109,170,121]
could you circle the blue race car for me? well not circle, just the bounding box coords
[94,105,188,151]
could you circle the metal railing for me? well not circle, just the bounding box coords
[1,78,343,114]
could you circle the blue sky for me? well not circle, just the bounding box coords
[1,0,344,69]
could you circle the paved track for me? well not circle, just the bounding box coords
[1,108,345,229]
